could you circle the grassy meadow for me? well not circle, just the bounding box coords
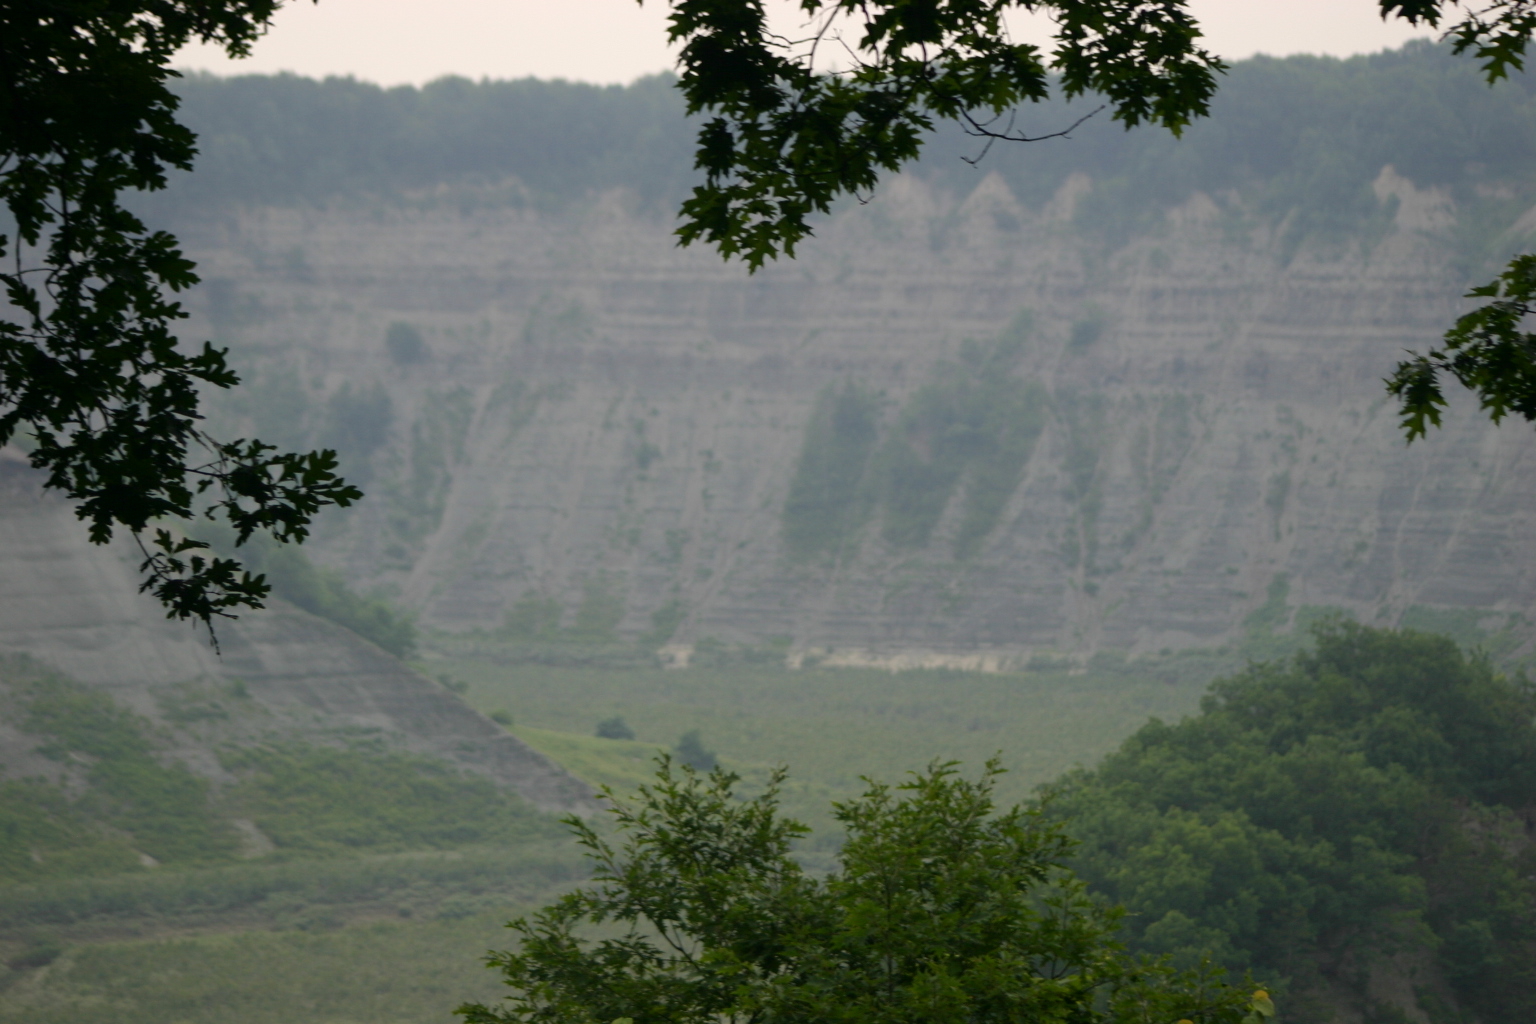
[433,646,1234,837]
[0,909,524,1024]
[0,647,1238,1024]
[0,843,585,1022]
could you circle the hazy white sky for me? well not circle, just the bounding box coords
[176,1,1438,87]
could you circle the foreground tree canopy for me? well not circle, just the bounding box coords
[462,626,1534,1024]
[0,1,358,633]
[1053,621,1536,1022]
[3,0,1535,628]
[458,759,1274,1024]
[661,0,1224,267]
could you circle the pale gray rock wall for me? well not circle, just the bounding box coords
[170,170,1536,662]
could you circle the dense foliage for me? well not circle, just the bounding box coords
[1049,623,1536,1023]
[1,1,360,632]
[460,760,1264,1024]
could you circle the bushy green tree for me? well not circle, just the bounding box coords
[1050,622,1536,1022]
[672,729,716,771]
[458,759,1268,1024]
[596,716,636,741]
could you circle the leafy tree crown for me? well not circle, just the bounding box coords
[0,1,356,639]
[459,757,1266,1024]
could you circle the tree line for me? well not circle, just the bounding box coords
[159,42,1536,252]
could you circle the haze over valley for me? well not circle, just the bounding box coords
[2,40,1535,1024]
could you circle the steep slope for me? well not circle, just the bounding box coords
[173,161,1536,665]
[0,452,592,814]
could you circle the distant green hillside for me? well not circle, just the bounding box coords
[0,656,583,1019]
[0,658,561,887]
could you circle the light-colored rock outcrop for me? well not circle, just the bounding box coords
[155,171,1536,662]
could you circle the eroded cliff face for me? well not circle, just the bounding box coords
[0,454,592,813]
[174,167,1536,664]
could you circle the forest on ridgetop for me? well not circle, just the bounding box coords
[158,41,1536,253]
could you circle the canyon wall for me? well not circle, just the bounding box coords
[172,166,1536,665]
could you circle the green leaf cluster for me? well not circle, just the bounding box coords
[0,2,359,632]
[1050,622,1536,1021]
[664,0,1223,267]
[459,759,1258,1024]
[1390,253,1536,440]
[1386,1,1536,84]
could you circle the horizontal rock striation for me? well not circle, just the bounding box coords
[166,169,1536,662]
[0,453,593,813]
